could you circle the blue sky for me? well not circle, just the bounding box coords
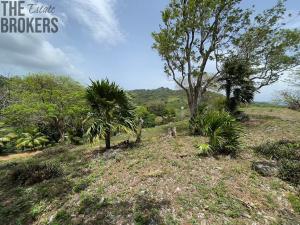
[1,0,299,102]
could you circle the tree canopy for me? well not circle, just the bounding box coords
[2,74,88,142]
[152,0,300,117]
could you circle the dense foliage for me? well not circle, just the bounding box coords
[153,0,300,117]
[1,74,88,144]
[16,130,49,151]
[86,79,136,149]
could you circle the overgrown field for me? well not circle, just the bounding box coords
[0,106,300,225]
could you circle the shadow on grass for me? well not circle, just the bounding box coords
[0,176,73,225]
[86,140,141,161]
[0,145,91,225]
[72,194,170,225]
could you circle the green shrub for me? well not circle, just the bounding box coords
[10,162,62,186]
[192,109,242,156]
[202,111,242,156]
[278,159,300,186]
[287,193,300,214]
[254,140,300,161]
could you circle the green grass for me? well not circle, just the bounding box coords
[0,106,300,224]
[288,193,300,214]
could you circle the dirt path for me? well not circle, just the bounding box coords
[0,151,41,162]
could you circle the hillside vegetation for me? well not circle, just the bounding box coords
[1,1,300,224]
[0,105,299,225]
[129,87,222,112]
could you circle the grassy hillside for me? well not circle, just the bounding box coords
[129,87,223,111]
[0,106,300,225]
[129,87,187,107]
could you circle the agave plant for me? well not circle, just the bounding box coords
[16,131,49,150]
[202,110,242,156]
[85,79,136,149]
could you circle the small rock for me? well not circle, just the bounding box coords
[252,161,278,177]
[174,187,181,193]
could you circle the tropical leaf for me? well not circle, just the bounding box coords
[85,79,136,148]
[16,131,49,150]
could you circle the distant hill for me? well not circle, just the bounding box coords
[129,87,187,109]
[128,87,223,112]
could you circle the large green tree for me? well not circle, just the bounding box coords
[152,0,300,117]
[233,1,300,89]
[2,74,88,142]
[152,0,251,117]
[86,79,135,149]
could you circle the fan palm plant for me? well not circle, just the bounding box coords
[219,57,255,114]
[16,130,49,150]
[202,111,242,156]
[85,79,135,149]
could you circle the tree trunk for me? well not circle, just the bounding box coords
[225,81,231,103]
[190,102,197,118]
[188,94,200,119]
[135,118,143,143]
[105,128,111,149]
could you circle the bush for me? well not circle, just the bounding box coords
[10,162,62,186]
[254,140,300,161]
[281,91,300,111]
[278,159,300,186]
[135,106,158,128]
[254,140,300,186]
[192,108,242,156]
[203,111,242,156]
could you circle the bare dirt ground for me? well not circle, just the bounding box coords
[0,150,41,161]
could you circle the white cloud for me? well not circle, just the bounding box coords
[0,33,75,73]
[0,0,124,75]
[64,0,124,44]
[0,0,78,75]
